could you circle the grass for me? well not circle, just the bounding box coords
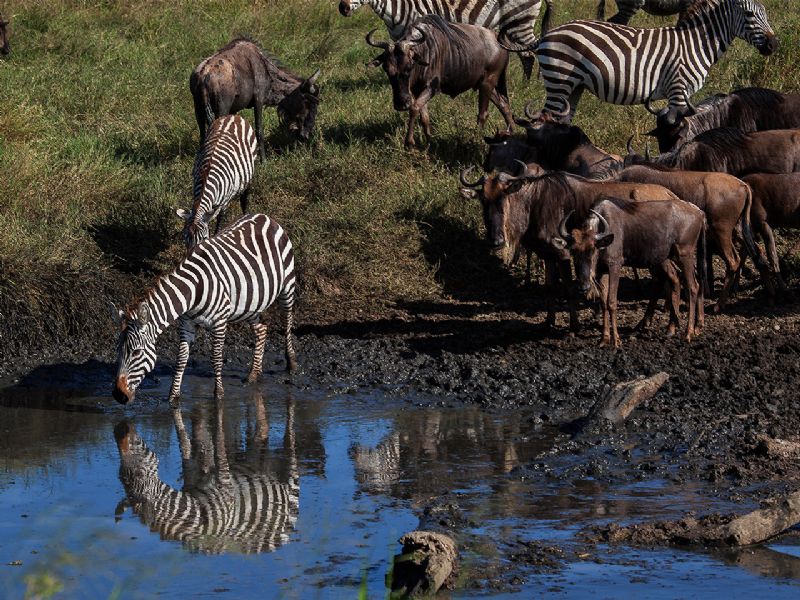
[0,0,798,354]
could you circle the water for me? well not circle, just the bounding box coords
[1,366,799,598]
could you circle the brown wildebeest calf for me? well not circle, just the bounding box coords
[741,173,800,289]
[190,39,321,160]
[459,170,680,332]
[609,164,771,310]
[367,15,513,148]
[0,13,9,56]
[554,197,706,347]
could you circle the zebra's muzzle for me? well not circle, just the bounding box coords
[338,2,353,16]
[113,376,133,404]
[758,35,778,56]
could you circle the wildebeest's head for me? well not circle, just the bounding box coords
[552,209,614,298]
[0,14,9,56]
[459,165,529,253]
[277,69,321,142]
[111,302,158,404]
[483,130,537,173]
[366,28,429,112]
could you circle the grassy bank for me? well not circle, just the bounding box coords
[0,0,798,358]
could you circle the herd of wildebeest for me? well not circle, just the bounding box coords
[3,1,800,403]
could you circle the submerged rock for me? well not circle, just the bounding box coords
[390,530,457,597]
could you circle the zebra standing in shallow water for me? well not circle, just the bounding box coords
[596,0,695,25]
[338,0,552,79]
[111,213,297,405]
[177,115,258,249]
[530,0,777,123]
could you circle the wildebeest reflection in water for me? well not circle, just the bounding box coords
[114,392,298,553]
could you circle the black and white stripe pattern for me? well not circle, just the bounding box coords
[341,0,552,76]
[350,432,401,491]
[177,115,258,249]
[112,213,297,405]
[596,0,694,25]
[535,0,775,117]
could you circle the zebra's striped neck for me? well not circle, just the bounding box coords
[676,0,736,68]
[365,0,409,38]
[140,266,201,339]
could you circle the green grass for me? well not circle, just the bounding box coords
[0,0,798,350]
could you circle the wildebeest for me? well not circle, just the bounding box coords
[741,173,800,290]
[190,39,321,160]
[553,197,706,347]
[459,170,680,331]
[596,0,694,24]
[366,16,514,148]
[601,163,770,309]
[647,88,800,152]
[628,128,800,177]
[0,13,9,56]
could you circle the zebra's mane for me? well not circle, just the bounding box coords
[685,88,786,134]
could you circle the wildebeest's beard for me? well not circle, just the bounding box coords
[277,90,319,141]
[500,192,531,265]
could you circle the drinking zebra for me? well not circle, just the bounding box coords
[111,213,297,406]
[176,115,258,249]
[527,0,776,123]
[114,394,299,554]
[338,0,553,79]
[596,0,695,25]
[350,432,401,492]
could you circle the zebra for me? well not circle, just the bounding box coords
[176,115,258,249]
[338,0,553,79]
[350,432,401,492]
[528,0,777,124]
[596,0,695,25]
[111,213,297,406]
[114,393,299,554]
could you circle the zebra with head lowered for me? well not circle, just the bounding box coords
[596,0,695,25]
[111,213,297,406]
[176,115,258,249]
[338,0,552,79]
[528,0,777,123]
[115,393,299,554]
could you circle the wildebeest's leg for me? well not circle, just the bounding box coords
[676,249,700,341]
[558,259,579,333]
[598,272,611,346]
[543,260,558,327]
[419,105,432,144]
[245,321,268,383]
[606,266,622,348]
[168,318,196,407]
[253,102,267,161]
[239,187,250,214]
[714,228,741,313]
[477,81,493,128]
[661,260,682,337]
[405,107,420,148]
[211,320,228,398]
[636,267,665,333]
[759,221,787,290]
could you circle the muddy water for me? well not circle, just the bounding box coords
[1,369,800,598]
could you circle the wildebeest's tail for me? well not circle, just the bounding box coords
[739,182,769,272]
[541,0,553,36]
[202,74,215,126]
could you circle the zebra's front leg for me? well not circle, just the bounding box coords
[245,321,268,383]
[168,319,196,407]
[280,298,298,372]
[211,320,228,399]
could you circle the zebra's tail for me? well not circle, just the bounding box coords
[596,0,606,20]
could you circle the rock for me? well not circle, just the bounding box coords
[390,531,457,598]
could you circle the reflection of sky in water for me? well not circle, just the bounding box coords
[0,374,798,598]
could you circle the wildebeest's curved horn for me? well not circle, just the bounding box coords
[408,27,425,44]
[460,166,485,188]
[524,99,538,120]
[513,159,528,177]
[626,135,636,156]
[644,94,660,115]
[366,29,391,50]
[591,209,611,240]
[550,101,571,120]
[307,68,321,85]
[559,210,574,241]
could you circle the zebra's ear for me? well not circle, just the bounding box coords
[109,302,125,325]
[136,302,150,325]
[176,208,192,222]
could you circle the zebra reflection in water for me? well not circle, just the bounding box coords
[114,392,298,554]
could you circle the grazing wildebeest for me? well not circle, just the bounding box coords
[647,88,800,152]
[627,128,800,177]
[517,0,776,122]
[366,16,514,148]
[553,197,706,347]
[600,163,771,309]
[190,39,321,160]
[741,173,800,290]
[0,13,9,56]
[459,170,680,331]
[596,0,694,25]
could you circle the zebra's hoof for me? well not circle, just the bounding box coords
[243,372,261,384]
